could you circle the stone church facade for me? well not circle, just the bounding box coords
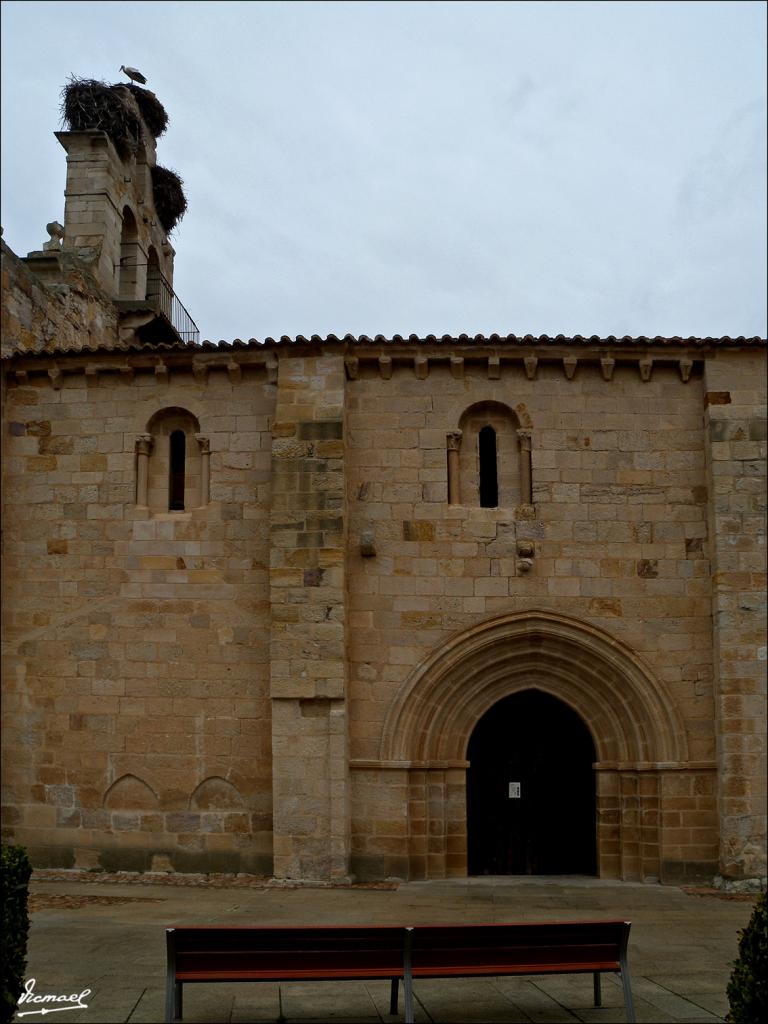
[2,89,766,888]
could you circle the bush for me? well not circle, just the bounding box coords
[1,844,32,1024]
[726,889,767,1024]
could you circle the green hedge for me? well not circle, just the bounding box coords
[1,844,32,1024]
[727,889,767,1024]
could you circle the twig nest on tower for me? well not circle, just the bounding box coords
[151,165,187,233]
[61,77,142,157]
[60,76,169,157]
[123,84,168,138]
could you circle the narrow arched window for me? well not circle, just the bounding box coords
[145,408,202,513]
[169,430,186,510]
[479,425,498,508]
[457,402,526,508]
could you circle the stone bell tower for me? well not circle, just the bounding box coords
[21,77,195,346]
[55,121,175,301]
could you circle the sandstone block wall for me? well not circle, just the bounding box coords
[345,352,722,882]
[1,355,275,872]
[1,339,765,885]
[1,239,118,357]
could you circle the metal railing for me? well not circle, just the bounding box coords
[146,268,200,344]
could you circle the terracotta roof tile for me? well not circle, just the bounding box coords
[3,333,766,359]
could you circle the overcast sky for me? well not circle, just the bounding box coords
[2,0,766,342]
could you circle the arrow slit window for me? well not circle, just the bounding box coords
[169,430,186,510]
[478,425,498,507]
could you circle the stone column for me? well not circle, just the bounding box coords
[447,431,462,505]
[135,434,153,506]
[517,428,533,504]
[703,351,767,884]
[195,434,210,505]
[269,352,351,880]
[595,768,621,879]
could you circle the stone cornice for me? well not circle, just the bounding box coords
[349,759,717,772]
[3,335,765,388]
[4,349,277,386]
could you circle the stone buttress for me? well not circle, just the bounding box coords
[268,351,351,879]
[703,351,767,884]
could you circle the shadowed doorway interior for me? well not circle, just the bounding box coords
[467,689,597,875]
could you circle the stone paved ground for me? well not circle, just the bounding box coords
[18,875,757,1023]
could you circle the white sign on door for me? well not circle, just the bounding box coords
[508,782,521,799]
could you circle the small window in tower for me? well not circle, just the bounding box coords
[169,430,186,510]
[479,425,498,508]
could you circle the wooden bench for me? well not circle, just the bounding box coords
[401,920,635,1023]
[165,919,635,1023]
[164,924,406,1023]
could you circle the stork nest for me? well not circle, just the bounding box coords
[123,83,168,138]
[151,165,187,233]
[61,77,141,157]
[61,77,186,234]
[60,76,169,154]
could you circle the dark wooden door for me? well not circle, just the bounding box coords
[467,690,597,875]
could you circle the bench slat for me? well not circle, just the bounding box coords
[176,950,403,977]
[176,966,404,982]
[410,961,621,977]
[410,923,626,944]
[410,944,621,969]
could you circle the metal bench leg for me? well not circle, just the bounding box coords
[620,961,636,1024]
[164,972,174,1024]
[403,928,414,1024]
[164,979,182,1022]
[390,977,399,1014]
[165,931,181,1023]
[593,972,602,1006]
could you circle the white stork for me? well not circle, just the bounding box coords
[119,65,147,85]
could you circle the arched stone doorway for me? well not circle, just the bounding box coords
[467,689,597,875]
[379,610,690,881]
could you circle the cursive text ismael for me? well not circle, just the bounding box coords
[17,978,91,1016]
